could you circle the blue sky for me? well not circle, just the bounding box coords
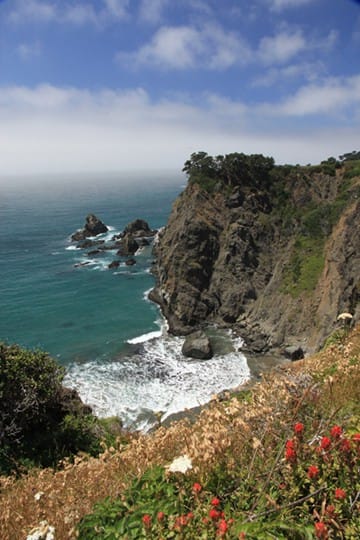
[0,0,359,177]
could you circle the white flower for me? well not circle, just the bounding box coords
[168,454,193,474]
[26,521,55,540]
[34,491,44,501]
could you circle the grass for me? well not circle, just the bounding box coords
[0,325,359,539]
[281,236,325,298]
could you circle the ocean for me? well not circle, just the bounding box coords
[0,172,250,430]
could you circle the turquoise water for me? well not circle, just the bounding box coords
[0,173,250,429]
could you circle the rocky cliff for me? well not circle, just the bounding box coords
[151,154,360,354]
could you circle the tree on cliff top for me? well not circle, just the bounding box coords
[183,151,275,190]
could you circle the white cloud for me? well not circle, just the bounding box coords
[268,0,316,11]
[273,75,360,115]
[8,0,57,23]
[62,4,99,25]
[8,0,129,26]
[103,0,129,19]
[252,61,325,87]
[258,30,307,64]
[117,24,250,70]
[0,83,359,178]
[16,41,42,60]
[139,0,169,23]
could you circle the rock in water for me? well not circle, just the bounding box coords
[71,214,108,241]
[124,219,156,237]
[182,330,213,360]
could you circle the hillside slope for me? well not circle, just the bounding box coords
[151,155,360,354]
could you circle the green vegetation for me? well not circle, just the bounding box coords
[182,151,275,192]
[281,236,325,298]
[0,342,103,474]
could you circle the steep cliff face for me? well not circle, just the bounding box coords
[151,158,360,354]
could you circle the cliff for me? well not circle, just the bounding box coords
[151,154,360,354]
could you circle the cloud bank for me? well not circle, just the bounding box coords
[1,82,359,178]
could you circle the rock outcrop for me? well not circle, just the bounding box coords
[151,157,360,354]
[182,330,213,359]
[71,214,108,241]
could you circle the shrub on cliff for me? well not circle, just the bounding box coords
[0,342,101,474]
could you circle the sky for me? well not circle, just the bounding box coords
[0,0,360,178]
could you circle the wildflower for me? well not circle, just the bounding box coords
[193,482,202,493]
[314,521,328,539]
[217,519,228,535]
[168,454,192,473]
[334,487,346,500]
[330,425,342,438]
[187,512,194,520]
[341,438,351,452]
[285,440,297,463]
[157,511,165,522]
[307,465,319,479]
[352,433,360,442]
[26,522,55,540]
[294,422,304,435]
[238,533,246,539]
[325,504,336,518]
[320,436,331,450]
[209,508,221,520]
[142,514,152,528]
[211,496,221,506]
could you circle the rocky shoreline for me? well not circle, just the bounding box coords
[149,154,360,358]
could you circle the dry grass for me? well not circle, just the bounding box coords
[1,325,359,539]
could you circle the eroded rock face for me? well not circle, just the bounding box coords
[182,330,213,360]
[124,219,157,237]
[71,214,108,241]
[151,169,360,354]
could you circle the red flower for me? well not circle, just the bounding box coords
[142,514,152,528]
[335,488,346,500]
[294,422,304,435]
[217,519,228,535]
[193,482,202,493]
[238,533,246,539]
[187,512,194,520]
[209,508,221,520]
[285,439,297,462]
[325,504,336,518]
[352,433,360,442]
[211,497,221,506]
[341,438,351,452]
[307,465,319,479]
[330,425,342,438]
[314,521,328,539]
[157,511,165,522]
[174,515,188,529]
[320,436,331,450]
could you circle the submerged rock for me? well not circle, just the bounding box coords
[182,330,213,360]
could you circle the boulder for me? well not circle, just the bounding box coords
[117,234,139,256]
[124,219,157,237]
[108,260,120,269]
[182,330,213,360]
[71,214,108,241]
[125,258,136,266]
[284,346,304,361]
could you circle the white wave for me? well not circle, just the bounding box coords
[127,330,163,344]
[64,331,250,432]
[66,245,80,251]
